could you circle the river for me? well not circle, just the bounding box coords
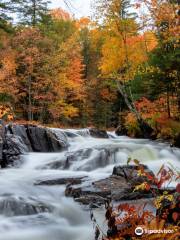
[0,129,179,240]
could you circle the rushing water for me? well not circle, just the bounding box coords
[0,129,179,240]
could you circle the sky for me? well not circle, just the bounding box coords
[50,0,92,18]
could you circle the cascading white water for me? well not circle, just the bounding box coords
[0,130,179,240]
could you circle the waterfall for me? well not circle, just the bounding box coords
[0,127,179,240]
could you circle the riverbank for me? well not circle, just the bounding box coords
[0,123,179,240]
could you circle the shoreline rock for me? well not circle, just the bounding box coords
[89,128,109,139]
[0,123,69,168]
[65,165,159,207]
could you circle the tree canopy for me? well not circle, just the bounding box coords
[0,0,179,139]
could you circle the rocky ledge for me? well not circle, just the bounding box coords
[0,123,69,168]
[0,123,110,168]
[64,165,176,207]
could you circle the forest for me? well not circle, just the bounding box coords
[0,1,180,240]
[0,0,179,142]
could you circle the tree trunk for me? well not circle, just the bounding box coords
[167,86,171,118]
[116,80,154,138]
[28,75,32,121]
[32,0,36,26]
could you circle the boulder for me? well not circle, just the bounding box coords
[7,124,32,151]
[89,128,109,138]
[6,124,68,153]
[0,121,5,165]
[65,175,130,206]
[26,126,51,152]
[1,124,69,167]
[0,196,51,216]
[113,165,155,185]
[65,165,157,206]
[174,133,180,148]
[2,134,29,167]
[115,124,128,136]
[111,187,153,201]
[46,128,69,150]
[35,177,84,186]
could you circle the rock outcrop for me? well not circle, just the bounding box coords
[89,128,109,138]
[65,165,157,207]
[174,133,180,148]
[0,123,69,168]
[35,177,85,186]
[0,196,51,216]
[0,121,5,166]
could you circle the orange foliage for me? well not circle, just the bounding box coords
[125,96,179,137]
[137,0,179,42]
[76,17,91,29]
[0,105,14,121]
[0,45,18,99]
[50,8,71,20]
[92,162,180,240]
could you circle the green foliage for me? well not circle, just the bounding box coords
[16,0,50,26]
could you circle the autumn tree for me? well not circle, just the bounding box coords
[77,18,119,128]
[93,0,155,135]
[136,0,180,117]
[49,33,85,124]
[0,36,18,113]
[39,9,86,124]
[8,28,57,121]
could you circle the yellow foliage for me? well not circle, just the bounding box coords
[0,105,14,120]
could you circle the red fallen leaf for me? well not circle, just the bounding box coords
[172,212,179,222]
[145,183,151,191]
[146,173,154,181]
[176,183,180,193]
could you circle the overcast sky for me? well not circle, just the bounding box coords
[50,0,92,18]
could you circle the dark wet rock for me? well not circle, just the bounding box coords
[7,124,32,151]
[174,133,180,148]
[0,196,51,216]
[64,131,78,138]
[138,119,154,139]
[65,175,129,205]
[46,128,69,150]
[115,124,128,136]
[1,124,69,167]
[0,121,5,166]
[26,126,68,152]
[93,176,129,194]
[2,134,29,167]
[89,128,109,139]
[113,165,155,185]
[65,185,110,205]
[112,187,153,201]
[75,195,106,207]
[24,126,48,152]
[6,124,68,153]
[35,177,85,186]
[65,165,157,206]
